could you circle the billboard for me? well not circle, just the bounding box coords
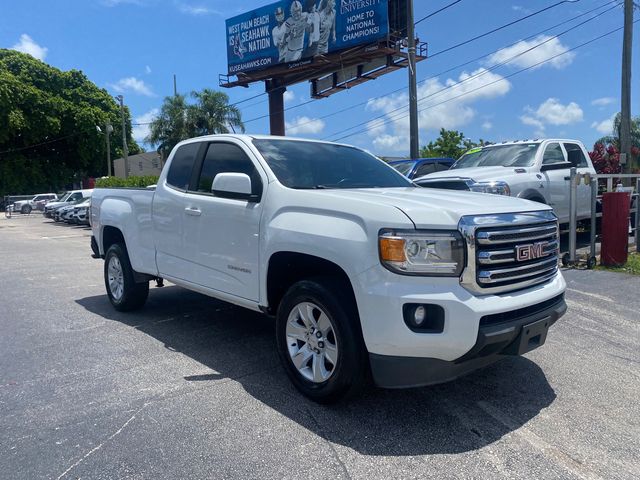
[226,0,390,75]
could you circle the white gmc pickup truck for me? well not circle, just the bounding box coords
[415,139,596,225]
[90,135,566,403]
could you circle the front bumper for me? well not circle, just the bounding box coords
[370,293,566,388]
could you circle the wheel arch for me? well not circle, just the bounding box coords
[266,252,357,317]
[518,189,547,204]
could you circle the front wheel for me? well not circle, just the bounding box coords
[276,278,368,403]
[21,204,32,214]
[104,243,149,311]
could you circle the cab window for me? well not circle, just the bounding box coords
[542,143,565,165]
[166,143,200,191]
[195,143,262,198]
[563,143,588,168]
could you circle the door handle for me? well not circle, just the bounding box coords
[564,176,570,181]
[184,207,201,216]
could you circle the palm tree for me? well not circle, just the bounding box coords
[188,89,244,137]
[596,112,640,149]
[146,94,191,157]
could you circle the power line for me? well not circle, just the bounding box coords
[243,0,612,130]
[415,0,464,26]
[429,0,583,59]
[329,22,634,143]
[0,133,80,156]
[319,2,620,140]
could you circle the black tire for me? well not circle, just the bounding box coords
[21,204,32,214]
[276,277,368,404]
[104,243,149,312]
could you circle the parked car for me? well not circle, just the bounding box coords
[44,190,93,219]
[415,139,597,224]
[70,198,91,225]
[12,193,58,214]
[90,134,566,403]
[389,157,454,179]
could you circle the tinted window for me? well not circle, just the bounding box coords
[563,143,588,168]
[434,162,452,172]
[69,193,83,201]
[453,144,540,169]
[196,143,262,197]
[415,162,437,178]
[543,143,565,165]
[167,143,200,190]
[390,162,415,176]
[253,139,411,189]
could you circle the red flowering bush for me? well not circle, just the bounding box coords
[589,143,622,174]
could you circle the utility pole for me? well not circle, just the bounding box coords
[173,74,177,96]
[407,0,420,159]
[105,123,113,176]
[116,95,129,178]
[620,0,634,171]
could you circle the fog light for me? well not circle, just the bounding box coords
[403,303,445,333]
[414,305,426,326]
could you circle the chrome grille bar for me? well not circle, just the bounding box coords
[478,240,559,265]
[478,257,558,284]
[476,223,557,244]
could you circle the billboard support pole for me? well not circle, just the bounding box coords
[266,79,286,136]
[407,0,419,159]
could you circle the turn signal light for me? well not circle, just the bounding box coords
[379,237,406,262]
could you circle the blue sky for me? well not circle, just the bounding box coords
[1,0,636,156]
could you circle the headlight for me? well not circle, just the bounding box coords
[469,181,511,196]
[379,229,466,276]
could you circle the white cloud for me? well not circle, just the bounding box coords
[110,77,154,97]
[177,3,220,15]
[101,0,144,6]
[519,98,583,136]
[591,114,616,135]
[365,68,511,153]
[512,5,532,14]
[482,121,493,131]
[283,90,295,103]
[11,34,48,60]
[487,35,575,70]
[535,98,583,125]
[132,108,159,143]
[285,116,325,135]
[145,65,152,74]
[591,97,616,107]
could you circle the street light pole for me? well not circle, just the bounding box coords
[116,95,129,178]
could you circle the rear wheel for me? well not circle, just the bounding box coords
[276,278,368,403]
[104,243,149,311]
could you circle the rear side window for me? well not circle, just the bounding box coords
[167,143,200,190]
[196,143,263,197]
[563,143,588,168]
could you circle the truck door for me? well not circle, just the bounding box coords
[153,142,202,281]
[563,142,592,220]
[541,142,570,222]
[181,141,265,302]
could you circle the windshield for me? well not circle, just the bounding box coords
[389,161,415,176]
[252,139,412,189]
[58,193,71,202]
[452,144,540,169]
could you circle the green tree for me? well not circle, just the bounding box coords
[593,112,640,170]
[419,128,487,160]
[147,89,244,158]
[0,49,140,196]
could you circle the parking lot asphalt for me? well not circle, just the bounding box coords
[1,214,639,480]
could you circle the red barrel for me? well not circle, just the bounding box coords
[601,192,630,266]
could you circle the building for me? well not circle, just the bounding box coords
[113,151,162,178]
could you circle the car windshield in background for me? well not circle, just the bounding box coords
[390,162,414,176]
[58,193,71,202]
[452,144,540,169]
[252,139,412,189]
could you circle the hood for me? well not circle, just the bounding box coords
[419,166,530,183]
[312,187,550,228]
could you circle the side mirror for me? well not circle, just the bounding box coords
[540,162,572,172]
[211,173,254,200]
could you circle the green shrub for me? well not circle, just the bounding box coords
[95,176,159,188]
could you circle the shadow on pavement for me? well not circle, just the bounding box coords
[76,285,556,456]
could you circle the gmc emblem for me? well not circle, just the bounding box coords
[516,242,547,262]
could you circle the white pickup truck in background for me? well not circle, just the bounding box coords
[415,139,597,225]
[90,135,566,403]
